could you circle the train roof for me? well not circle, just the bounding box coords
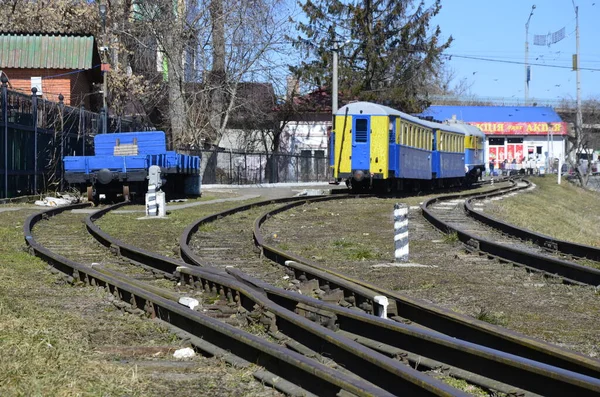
[336,102,464,134]
[444,119,486,138]
[336,102,403,117]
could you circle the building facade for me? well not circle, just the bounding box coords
[0,33,101,106]
[419,106,568,172]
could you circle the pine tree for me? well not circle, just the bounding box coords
[293,0,452,113]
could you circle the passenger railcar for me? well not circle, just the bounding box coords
[445,119,486,183]
[332,101,467,191]
[63,131,201,201]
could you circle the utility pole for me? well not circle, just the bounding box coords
[573,1,583,149]
[332,39,338,115]
[524,5,535,103]
[99,3,108,134]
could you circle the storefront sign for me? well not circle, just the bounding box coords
[468,122,567,135]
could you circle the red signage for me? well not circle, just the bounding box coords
[467,121,567,136]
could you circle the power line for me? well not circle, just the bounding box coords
[445,53,600,72]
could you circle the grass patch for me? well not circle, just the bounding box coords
[474,307,507,326]
[443,231,459,243]
[349,247,376,260]
[485,177,600,247]
[435,375,489,396]
[198,223,217,233]
[96,197,263,257]
[1,206,280,397]
[333,239,353,248]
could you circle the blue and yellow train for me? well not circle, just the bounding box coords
[330,102,485,191]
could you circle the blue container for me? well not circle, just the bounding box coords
[94,131,167,156]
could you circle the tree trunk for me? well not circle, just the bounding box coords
[209,0,226,145]
[165,31,186,147]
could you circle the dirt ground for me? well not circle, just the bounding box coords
[261,196,600,359]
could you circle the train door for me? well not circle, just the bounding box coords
[369,115,390,178]
[387,117,398,177]
[351,116,370,172]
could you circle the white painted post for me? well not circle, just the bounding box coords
[558,157,562,184]
[394,203,409,262]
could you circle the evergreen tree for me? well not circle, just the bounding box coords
[293,0,452,112]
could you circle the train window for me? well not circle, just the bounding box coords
[401,123,406,144]
[355,119,368,142]
[389,119,395,143]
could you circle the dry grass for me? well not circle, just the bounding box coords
[96,197,263,257]
[0,203,281,397]
[485,177,600,247]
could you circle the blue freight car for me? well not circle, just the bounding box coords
[63,131,201,202]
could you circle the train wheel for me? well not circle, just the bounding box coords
[87,185,94,203]
[123,185,130,201]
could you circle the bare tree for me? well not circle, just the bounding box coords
[561,98,600,188]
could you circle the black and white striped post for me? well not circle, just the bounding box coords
[146,184,158,216]
[394,203,409,262]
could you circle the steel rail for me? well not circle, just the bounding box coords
[178,194,391,316]
[423,179,600,285]
[249,183,600,379]
[463,183,600,281]
[84,201,467,395]
[23,203,399,397]
[224,267,600,396]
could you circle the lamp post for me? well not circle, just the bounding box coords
[524,4,536,103]
[99,3,108,134]
[572,0,582,151]
[332,40,339,115]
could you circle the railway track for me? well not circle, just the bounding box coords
[26,202,473,396]
[422,179,600,285]
[23,184,600,396]
[177,190,600,395]
[244,185,600,381]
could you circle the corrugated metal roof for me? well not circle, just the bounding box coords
[417,105,563,123]
[0,34,95,70]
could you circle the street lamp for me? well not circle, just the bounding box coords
[524,4,535,103]
[572,0,582,152]
[331,31,351,115]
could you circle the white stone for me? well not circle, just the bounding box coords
[371,263,437,268]
[374,296,389,319]
[178,297,200,310]
[173,347,196,359]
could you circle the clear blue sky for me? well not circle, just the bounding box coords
[433,0,599,101]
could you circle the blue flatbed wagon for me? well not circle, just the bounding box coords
[63,131,201,201]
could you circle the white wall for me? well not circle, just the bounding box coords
[282,121,330,153]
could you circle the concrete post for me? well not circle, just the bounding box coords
[32,87,38,194]
[1,73,7,198]
[394,203,408,262]
[58,94,65,191]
